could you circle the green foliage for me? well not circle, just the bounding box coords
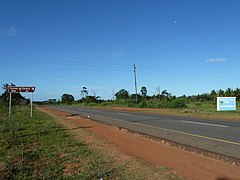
[115,89,129,100]
[61,93,74,104]
[0,107,184,179]
[140,86,147,97]
[0,107,125,179]
[168,99,187,108]
[80,95,101,103]
[80,86,88,98]
[0,83,30,107]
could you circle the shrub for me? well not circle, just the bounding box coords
[168,99,187,108]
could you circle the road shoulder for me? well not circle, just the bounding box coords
[38,106,240,180]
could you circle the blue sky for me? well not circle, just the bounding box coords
[1,0,240,101]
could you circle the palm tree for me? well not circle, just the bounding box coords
[210,90,217,101]
[234,87,240,101]
[225,88,234,97]
[217,89,225,97]
[161,90,172,100]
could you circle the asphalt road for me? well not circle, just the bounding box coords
[50,106,240,159]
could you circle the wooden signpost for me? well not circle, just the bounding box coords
[8,86,36,117]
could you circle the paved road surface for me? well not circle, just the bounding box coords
[50,106,240,159]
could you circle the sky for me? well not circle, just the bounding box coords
[1,0,240,101]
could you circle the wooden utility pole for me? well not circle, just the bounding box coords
[134,64,138,103]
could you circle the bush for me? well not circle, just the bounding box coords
[139,101,147,108]
[168,99,187,108]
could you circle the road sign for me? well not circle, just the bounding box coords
[217,97,236,111]
[8,86,36,117]
[8,86,36,93]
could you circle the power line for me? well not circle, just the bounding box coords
[0,56,131,67]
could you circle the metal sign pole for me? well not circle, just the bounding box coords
[9,92,12,117]
[30,92,33,117]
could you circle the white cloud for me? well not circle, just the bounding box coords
[5,27,18,36]
[206,58,227,63]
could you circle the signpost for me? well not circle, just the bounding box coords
[8,86,36,117]
[8,86,36,93]
[217,97,236,111]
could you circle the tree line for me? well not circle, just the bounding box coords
[59,86,240,107]
[1,83,240,108]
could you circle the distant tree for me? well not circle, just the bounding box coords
[61,94,74,104]
[115,89,129,100]
[80,87,88,98]
[130,93,141,100]
[200,93,211,101]
[210,90,217,101]
[234,88,240,101]
[217,89,225,97]
[161,90,172,100]
[140,86,147,97]
[47,99,57,104]
[0,83,29,106]
[225,88,234,97]
[84,95,100,103]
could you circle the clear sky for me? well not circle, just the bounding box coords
[1,0,240,101]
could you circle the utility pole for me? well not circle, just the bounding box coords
[133,64,138,103]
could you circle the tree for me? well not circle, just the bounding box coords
[217,89,225,97]
[84,95,100,103]
[160,90,172,100]
[0,83,29,106]
[115,89,129,100]
[210,90,217,101]
[80,87,88,98]
[225,88,234,97]
[140,86,147,97]
[234,88,240,101]
[61,94,74,104]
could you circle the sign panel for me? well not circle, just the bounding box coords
[217,97,236,111]
[8,86,36,93]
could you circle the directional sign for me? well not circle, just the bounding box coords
[8,86,36,93]
[8,86,36,118]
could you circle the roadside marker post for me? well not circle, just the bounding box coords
[8,86,36,117]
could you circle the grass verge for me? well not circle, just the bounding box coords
[0,106,185,179]
[74,101,240,120]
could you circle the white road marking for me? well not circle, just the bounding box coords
[181,120,228,128]
[117,113,132,116]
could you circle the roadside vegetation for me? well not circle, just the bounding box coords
[1,83,240,119]
[0,105,185,179]
[36,86,240,119]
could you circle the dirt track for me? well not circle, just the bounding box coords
[38,107,240,180]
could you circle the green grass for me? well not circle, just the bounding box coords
[0,106,185,179]
[137,101,240,120]
[74,100,240,120]
[170,101,240,119]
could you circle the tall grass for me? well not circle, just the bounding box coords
[0,106,184,179]
[0,106,127,179]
